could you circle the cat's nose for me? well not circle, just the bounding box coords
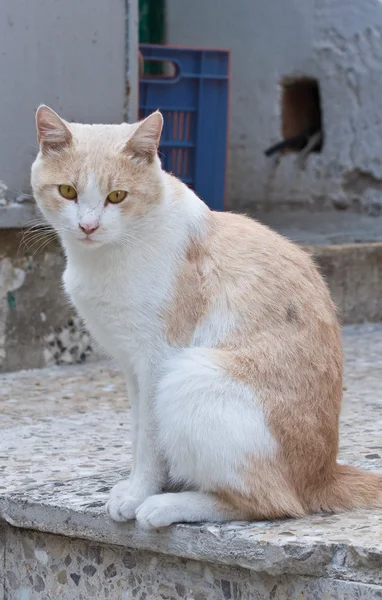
[79,221,99,235]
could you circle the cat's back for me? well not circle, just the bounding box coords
[209,210,323,292]
[199,210,336,324]
[165,207,340,355]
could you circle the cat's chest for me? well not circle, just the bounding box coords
[63,259,171,359]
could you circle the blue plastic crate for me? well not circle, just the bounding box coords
[139,44,230,211]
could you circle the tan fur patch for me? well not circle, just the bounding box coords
[165,236,210,346]
[216,457,306,520]
[119,159,164,219]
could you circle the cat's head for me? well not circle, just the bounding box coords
[31,106,164,249]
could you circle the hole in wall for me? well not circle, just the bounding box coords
[281,77,323,153]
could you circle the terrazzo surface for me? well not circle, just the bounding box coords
[0,324,382,583]
[4,527,382,600]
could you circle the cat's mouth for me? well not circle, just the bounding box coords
[80,236,101,246]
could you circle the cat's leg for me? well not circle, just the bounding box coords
[106,374,138,518]
[106,373,167,522]
[137,347,304,529]
[136,491,240,530]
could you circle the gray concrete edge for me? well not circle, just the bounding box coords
[0,488,380,585]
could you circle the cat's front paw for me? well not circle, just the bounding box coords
[106,479,154,522]
[106,495,141,522]
[135,494,180,530]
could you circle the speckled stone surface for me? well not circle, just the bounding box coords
[4,527,382,600]
[1,324,382,597]
[0,362,131,492]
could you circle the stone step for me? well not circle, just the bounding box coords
[1,324,382,599]
[253,209,382,325]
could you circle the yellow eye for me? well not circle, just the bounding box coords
[59,184,77,200]
[107,190,127,204]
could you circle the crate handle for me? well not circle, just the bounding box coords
[139,59,181,84]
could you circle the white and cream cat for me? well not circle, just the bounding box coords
[31,106,382,530]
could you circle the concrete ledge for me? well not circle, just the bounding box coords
[254,209,382,323]
[2,475,382,585]
[309,242,382,323]
[0,201,41,228]
[254,209,382,247]
[1,324,382,591]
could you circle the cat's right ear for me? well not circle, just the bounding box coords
[36,105,72,154]
[124,111,163,163]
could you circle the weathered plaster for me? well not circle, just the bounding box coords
[0,257,26,367]
[166,0,382,214]
[0,230,100,373]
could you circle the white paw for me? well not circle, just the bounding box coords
[136,494,182,530]
[106,495,142,522]
[106,480,141,522]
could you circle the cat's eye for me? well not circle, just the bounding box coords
[107,190,127,204]
[59,184,77,200]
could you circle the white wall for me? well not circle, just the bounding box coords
[167,0,382,214]
[0,0,138,196]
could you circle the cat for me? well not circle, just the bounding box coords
[31,105,382,530]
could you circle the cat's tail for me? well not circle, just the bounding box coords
[314,464,382,512]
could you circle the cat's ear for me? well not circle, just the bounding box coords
[124,111,163,163]
[36,105,72,154]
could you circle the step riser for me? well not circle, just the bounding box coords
[310,243,382,324]
[2,524,381,600]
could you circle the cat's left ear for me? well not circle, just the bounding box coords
[36,105,72,154]
[124,111,163,163]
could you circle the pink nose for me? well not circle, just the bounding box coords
[79,222,99,235]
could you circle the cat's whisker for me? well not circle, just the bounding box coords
[5,186,35,198]
[22,218,49,228]
[20,226,54,240]
[20,234,52,247]
[21,222,69,237]
[19,227,54,245]
[19,229,58,253]
[19,221,53,242]
[20,235,55,255]
[23,215,46,223]
[28,234,59,258]
[19,228,75,258]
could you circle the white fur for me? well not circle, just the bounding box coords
[155,348,276,491]
[192,310,237,347]
[136,492,228,530]
[33,141,277,528]
[76,173,104,231]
